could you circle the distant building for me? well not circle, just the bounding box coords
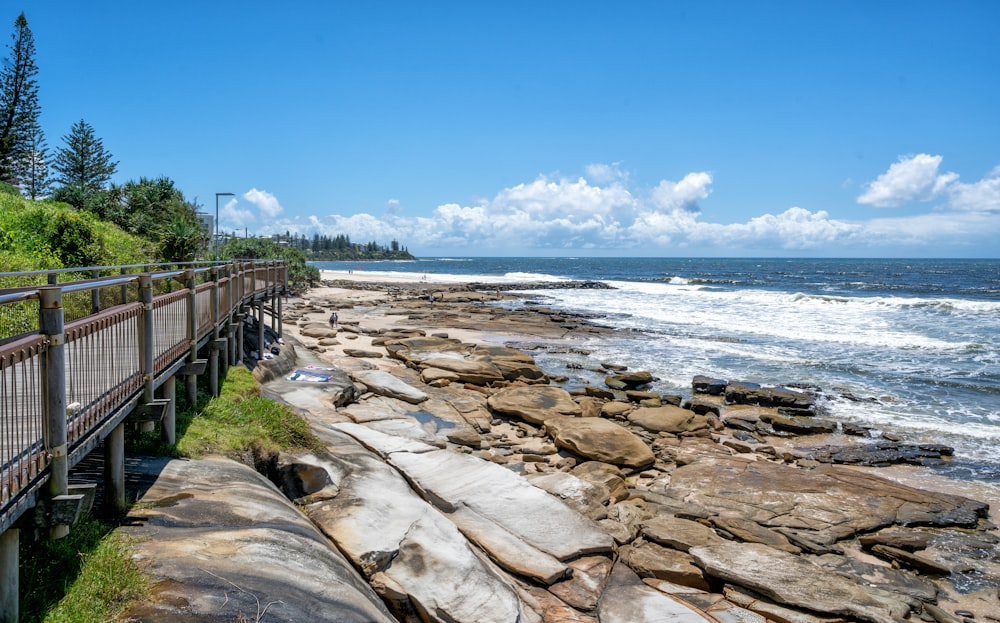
[196,212,213,236]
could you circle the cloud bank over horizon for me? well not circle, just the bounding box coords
[221,154,1000,257]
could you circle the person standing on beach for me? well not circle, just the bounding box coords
[329,311,338,327]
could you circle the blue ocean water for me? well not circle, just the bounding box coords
[314,258,1000,483]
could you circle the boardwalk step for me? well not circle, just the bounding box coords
[130,398,171,424]
[180,359,207,375]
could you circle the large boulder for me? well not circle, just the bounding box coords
[627,404,710,434]
[487,385,582,424]
[545,417,655,468]
[605,370,654,390]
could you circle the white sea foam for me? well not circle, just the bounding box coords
[502,272,568,282]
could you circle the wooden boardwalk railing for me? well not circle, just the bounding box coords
[0,260,287,620]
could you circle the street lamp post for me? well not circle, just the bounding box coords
[215,192,235,262]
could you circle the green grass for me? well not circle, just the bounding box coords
[18,515,147,623]
[129,366,323,459]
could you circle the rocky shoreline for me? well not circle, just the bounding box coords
[122,278,1000,622]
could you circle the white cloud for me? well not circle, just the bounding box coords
[584,162,627,184]
[650,172,713,211]
[255,159,999,256]
[857,153,958,207]
[243,188,283,219]
[697,207,860,250]
[219,198,256,227]
[947,165,1000,213]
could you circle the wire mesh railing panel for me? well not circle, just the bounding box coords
[219,277,232,321]
[195,283,213,339]
[0,335,47,509]
[153,290,189,373]
[243,271,254,299]
[64,304,143,447]
[254,267,267,294]
[0,297,35,342]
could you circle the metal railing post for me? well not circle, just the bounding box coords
[185,269,198,406]
[120,267,128,304]
[91,269,100,314]
[209,267,220,397]
[220,264,231,377]
[39,286,68,538]
[139,274,155,404]
[270,261,278,333]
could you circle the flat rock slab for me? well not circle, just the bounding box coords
[525,471,611,520]
[420,355,505,385]
[305,426,535,623]
[597,561,717,623]
[353,369,429,404]
[546,416,655,468]
[666,455,988,541]
[640,515,727,552]
[334,422,614,563]
[689,542,908,623]
[121,456,396,623]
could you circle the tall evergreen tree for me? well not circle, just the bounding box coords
[15,122,49,198]
[0,13,41,184]
[51,119,118,195]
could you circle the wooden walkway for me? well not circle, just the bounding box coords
[0,260,287,622]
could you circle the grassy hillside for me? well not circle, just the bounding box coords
[0,184,153,275]
[1,186,155,335]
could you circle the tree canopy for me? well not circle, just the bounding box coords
[0,12,40,186]
[51,118,117,193]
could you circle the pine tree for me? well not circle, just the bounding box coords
[15,122,49,198]
[52,119,118,192]
[0,13,41,184]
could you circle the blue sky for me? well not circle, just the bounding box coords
[23,1,1000,257]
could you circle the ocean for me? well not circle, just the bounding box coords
[313,258,1000,486]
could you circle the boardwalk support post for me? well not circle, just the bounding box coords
[257,298,265,360]
[39,286,69,539]
[236,306,246,363]
[162,375,176,445]
[0,528,17,623]
[103,424,125,513]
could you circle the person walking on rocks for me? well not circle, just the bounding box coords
[329,311,338,327]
